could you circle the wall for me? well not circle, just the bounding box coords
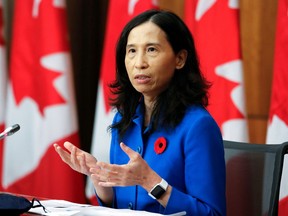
[240,0,277,143]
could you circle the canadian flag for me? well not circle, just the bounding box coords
[184,0,248,142]
[266,0,288,214]
[0,0,6,129]
[0,0,7,174]
[0,0,86,203]
[86,0,158,204]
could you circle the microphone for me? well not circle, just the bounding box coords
[0,124,21,140]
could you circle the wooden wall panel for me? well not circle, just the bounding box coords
[240,0,277,143]
[159,0,184,18]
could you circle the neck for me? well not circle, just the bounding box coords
[143,96,156,126]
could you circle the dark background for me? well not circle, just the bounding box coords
[66,1,109,152]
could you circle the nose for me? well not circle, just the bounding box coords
[135,52,148,69]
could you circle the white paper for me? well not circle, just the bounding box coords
[28,199,186,216]
[79,206,186,216]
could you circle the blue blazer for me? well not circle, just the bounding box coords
[102,104,226,215]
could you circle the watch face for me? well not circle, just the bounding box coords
[151,185,165,199]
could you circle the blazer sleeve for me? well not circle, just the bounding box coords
[163,115,226,216]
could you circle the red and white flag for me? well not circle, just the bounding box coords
[0,0,85,203]
[266,0,288,214]
[184,0,248,142]
[0,0,7,173]
[86,0,158,204]
[0,0,6,130]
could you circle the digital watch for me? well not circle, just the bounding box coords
[148,178,168,200]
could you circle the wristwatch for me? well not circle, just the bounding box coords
[148,178,168,199]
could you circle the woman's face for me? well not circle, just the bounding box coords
[125,21,182,100]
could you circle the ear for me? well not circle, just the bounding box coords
[175,49,188,70]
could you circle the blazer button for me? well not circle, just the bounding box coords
[128,202,133,209]
[137,146,142,154]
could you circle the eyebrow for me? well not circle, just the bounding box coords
[126,43,161,48]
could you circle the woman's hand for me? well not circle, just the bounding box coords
[54,141,97,176]
[54,141,114,205]
[90,142,161,192]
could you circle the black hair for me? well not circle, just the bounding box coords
[109,9,210,138]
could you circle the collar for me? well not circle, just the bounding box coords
[132,97,153,134]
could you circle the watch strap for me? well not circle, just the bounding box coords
[148,178,168,199]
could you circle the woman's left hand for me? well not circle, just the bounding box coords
[90,142,161,192]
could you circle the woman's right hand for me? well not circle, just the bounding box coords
[54,141,97,176]
[54,141,114,205]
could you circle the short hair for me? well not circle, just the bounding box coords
[109,9,210,137]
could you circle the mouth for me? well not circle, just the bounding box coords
[134,74,151,84]
[135,74,150,79]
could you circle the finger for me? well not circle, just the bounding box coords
[63,141,79,153]
[96,161,111,171]
[90,170,108,183]
[70,144,77,165]
[54,143,62,152]
[54,143,69,157]
[90,174,103,186]
[98,181,117,187]
[90,166,106,180]
[78,153,87,168]
[90,174,115,187]
[53,144,72,164]
[53,143,60,151]
[91,173,117,187]
[90,165,119,183]
[92,164,118,177]
[120,142,138,159]
[89,166,101,174]
[96,162,122,174]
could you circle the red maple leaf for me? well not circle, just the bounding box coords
[186,0,244,128]
[10,0,68,115]
[268,0,288,126]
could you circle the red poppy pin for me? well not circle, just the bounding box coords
[154,137,167,154]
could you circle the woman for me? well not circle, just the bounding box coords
[54,9,226,215]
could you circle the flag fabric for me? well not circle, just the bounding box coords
[0,0,86,203]
[184,0,248,142]
[0,0,6,131]
[266,0,288,214]
[0,0,7,180]
[86,0,158,204]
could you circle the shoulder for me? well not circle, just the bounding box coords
[112,110,123,123]
[183,105,218,127]
[175,106,224,158]
[179,105,222,142]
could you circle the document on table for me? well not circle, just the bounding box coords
[28,199,186,216]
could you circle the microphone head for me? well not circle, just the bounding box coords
[7,124,20,136]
